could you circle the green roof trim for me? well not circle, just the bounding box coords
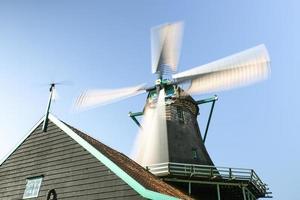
[49,114,179,200]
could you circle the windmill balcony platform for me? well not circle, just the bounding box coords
[146,162,272,199]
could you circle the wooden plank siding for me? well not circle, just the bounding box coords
[0,121,143,200]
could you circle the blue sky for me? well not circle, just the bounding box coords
[0,1,299,199]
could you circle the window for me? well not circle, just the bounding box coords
[177,107,184,123]
[165,85,175,97]
[192,149,198,159]
[23,176,43,199]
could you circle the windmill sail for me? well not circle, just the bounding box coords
[151,21,183,75]
[173,44,270,94]
[75,84,146,110]
[131,89,168,166]
[52,87,59,101]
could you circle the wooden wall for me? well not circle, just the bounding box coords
[0,121,143,200]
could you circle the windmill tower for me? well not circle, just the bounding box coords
[76,22,272,199]
[131,84,215,168]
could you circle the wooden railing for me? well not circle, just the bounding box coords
[146,162,268,195]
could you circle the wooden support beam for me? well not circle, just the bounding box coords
[217,184,221,200]
[128,111,143,127]
[242,186,247,200]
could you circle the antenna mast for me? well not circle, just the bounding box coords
[42,83,55,132]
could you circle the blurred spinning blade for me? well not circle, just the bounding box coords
[173,44,270,94]
[52,87,59,101]
[131,89,168,166]
[75,84,146,110]
[151,21,183,75]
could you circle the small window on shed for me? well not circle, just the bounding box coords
[23,176,43,199]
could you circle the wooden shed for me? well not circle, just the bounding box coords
[0,114,192,200]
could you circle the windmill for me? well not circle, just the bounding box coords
[76,21,270,164]
[75,21,271,199]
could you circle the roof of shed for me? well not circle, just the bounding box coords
[64,122,192,200]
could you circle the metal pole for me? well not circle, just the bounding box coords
[203,97,217,143]
[217,184,221,200]
[42,84,54,132]
[188,182,191,195]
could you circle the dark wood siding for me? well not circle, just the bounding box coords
[0,121,143,200]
